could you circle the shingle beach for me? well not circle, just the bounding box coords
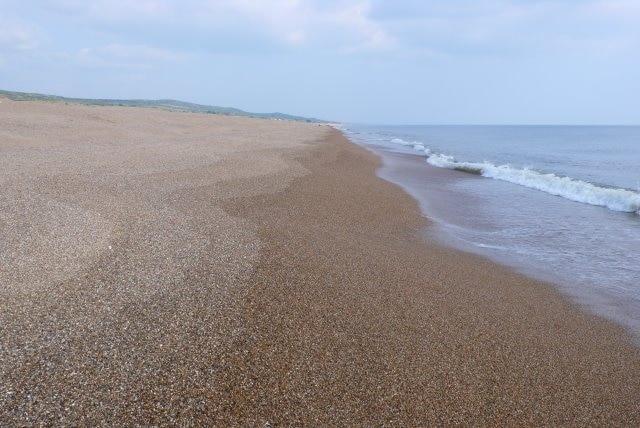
[2,100,640,426]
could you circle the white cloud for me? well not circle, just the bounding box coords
[17,0,640,61]
[367,0,640,59]
[188,0,395,51]
[397,1,559,44]
[328,2,396,52]
[587,0,640,19]
[72,44,183,68]
[0,20,42,51]
[102,43,183,62]
[38,0,394,52]
[575,1,640,56]
[42,0,170,22]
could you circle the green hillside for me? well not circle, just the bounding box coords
[0,89,326,123]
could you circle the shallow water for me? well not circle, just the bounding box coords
[343,125,640,336]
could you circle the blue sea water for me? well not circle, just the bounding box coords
[343,125,640,336]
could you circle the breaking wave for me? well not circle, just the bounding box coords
[391,138,431,154]
[390,138,640,215]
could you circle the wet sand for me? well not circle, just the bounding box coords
[1,100,640,425]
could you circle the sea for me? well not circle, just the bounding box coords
[342,124,640,336]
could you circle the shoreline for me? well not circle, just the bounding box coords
[219,128,640,425]
[358,143,640,340]
[2,101,640,425]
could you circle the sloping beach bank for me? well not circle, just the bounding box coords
[1,101,640,425]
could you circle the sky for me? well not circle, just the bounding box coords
[1,0,639,124]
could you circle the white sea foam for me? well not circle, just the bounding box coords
[427,154,640,214]
[361,126,640,337]
[391,138,430,154]
[388,136,640,215]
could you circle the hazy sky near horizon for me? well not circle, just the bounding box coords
[1,0,639,124]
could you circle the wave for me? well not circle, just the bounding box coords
[391,138,431,154]
[388,138,640,215]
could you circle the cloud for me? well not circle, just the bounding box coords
[225,0,394,50]
[35,0,394,53]
[101,43,183,62]
[41,0,171,22]
[0,19,42,51]
[371,1,563,52]
[366,0,640,59]
[6,1,640,72]
[587,0,640,19]
[70,43,184,69]
[328,2,396,52]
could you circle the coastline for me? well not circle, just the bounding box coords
[2,101,640,425]
[358,143,640,338]
[219,129,640,425]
